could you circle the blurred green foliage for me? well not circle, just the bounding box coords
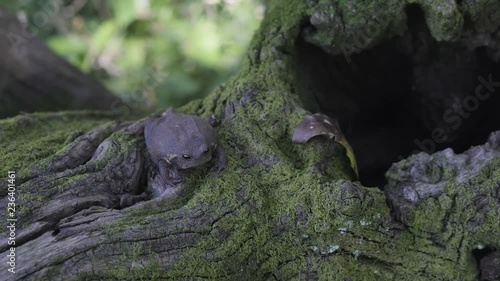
[4,0,264,109]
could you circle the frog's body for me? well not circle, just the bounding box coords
[126,109,225,199]
[145,110,219,170]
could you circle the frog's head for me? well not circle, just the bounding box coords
[166,142,215,169]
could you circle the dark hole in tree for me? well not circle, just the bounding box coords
[473,246,497,280]
[295,4,500,187]
[473,247,496,264]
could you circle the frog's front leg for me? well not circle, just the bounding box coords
[149,173,187,201]
[149,160,185,198]
[157,160,182,184]
[123,118,153,135]
[123,110,165,135]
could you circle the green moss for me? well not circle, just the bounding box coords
[76,246,163,281]
[131,0,391,278]
[301,0,497,56]
[414,0,463,41]
[6,0,500,279]
[104,245,161,281]
[103,16,366,275]
[0,111,116,186]
[382,157,500,280]
[17,192,46,217]
[463,159,500,247]
[461,0,500,33]
[304,0,406,55]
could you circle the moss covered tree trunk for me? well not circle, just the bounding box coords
[1,1,500,280]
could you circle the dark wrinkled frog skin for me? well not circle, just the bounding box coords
[126,109,226,199]
[146,110,219,170]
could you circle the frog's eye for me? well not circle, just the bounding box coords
[203,147,210,154]
[182,154,191,159]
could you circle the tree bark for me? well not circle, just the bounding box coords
[1,1,500,280]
